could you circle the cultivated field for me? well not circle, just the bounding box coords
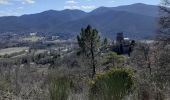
[22,36,44,42]
[0,47,29,56]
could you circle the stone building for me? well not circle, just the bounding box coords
[113,32,135,56]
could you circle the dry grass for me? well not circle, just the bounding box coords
[0,47,29,56]
[22,36,44,42]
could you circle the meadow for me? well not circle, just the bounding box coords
[0,47,29,56]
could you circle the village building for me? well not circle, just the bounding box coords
[113,32,135,56]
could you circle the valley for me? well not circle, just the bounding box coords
[0,1,170,100]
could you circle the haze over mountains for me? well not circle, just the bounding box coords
[0,3,159,39]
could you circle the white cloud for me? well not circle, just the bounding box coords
[64,5,96,10]
[0,0,10,5]
[64,0,96,10]
[81,5,96,9]
[64,5,80,9]
[0,9,19,16]
[21,0,35,4]
[64,0,80,9]
[111,0,116,3]
[0,6,24,16]
[65,0,78,4]
[0,11,18,16]
[14,0,35,4]
[0,0,36,5]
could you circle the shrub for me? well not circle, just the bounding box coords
[49,77,71,100]
[89,68,134,100]
[102,52,126,69]
[0,79,11,92]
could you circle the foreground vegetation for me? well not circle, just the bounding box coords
[0,0,170,100]
[89,68,134,100]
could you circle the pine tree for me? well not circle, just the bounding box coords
[77,25,100,78]
[101,38,108,52]
[103,38,108,47]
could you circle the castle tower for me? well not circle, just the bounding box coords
[116,32,124,54]
[116,32,124,44]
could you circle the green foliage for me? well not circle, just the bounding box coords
[89,68,134,100]
[77,25,100,56]
[3,54,10,58]
[101,38,109,52]
[49,77,71,100]
[103,38,108,47]
[77,25,100,77]
[0,79,11,92]
[102,52,126,68]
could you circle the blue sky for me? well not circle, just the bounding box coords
[0,0,160,16]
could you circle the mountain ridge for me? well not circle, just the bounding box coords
[0,3,159,39]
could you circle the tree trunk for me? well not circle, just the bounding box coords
[92,50,96,78]
[91,42,96,78]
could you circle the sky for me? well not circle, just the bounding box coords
[0,0,160,16]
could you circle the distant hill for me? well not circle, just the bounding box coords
[0,3,159,39]
[60,10,156,39]
[0,9,87,33]
[113,3,159,17]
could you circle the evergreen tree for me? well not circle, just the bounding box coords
[77,25,100,78]
[103,38,108,47]
[101,38,109,52]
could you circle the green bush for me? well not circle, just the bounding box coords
[89,68,134,100]
[102,52,126,69]
[0,79,11,92]
[49,77,71,100]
